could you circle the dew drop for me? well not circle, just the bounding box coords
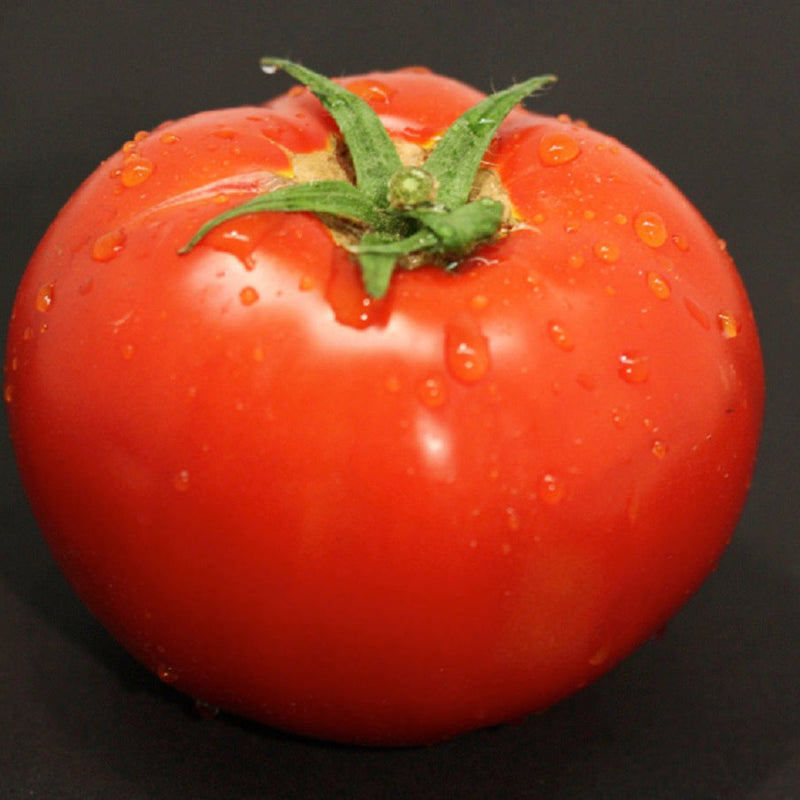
[157,664,179,683]
[470,293,489,311]
[539,473,565,505]
[538,132,581,166]
[444,315,491,383]
[35,282,55,312]
[647,271,671,300]
[634,211,668,247]
[505,507,521,532]
[92,228,127,262]
[684,297,711,330]
[547,320,575,351]
[120,155,154,187]
[121,344,135,361]
[3,384,13,404]
[589,645,610,666]
[260,62,278,75]
[173,470,190,492]
[298,274,315,291]
[568,253,585,269]
[239,286,260,306]
[618,353,650,383]
[717,311,741,338]
[159,132,180,144]
[613,213,628,225]
[344,78,396,104]
[593,241,621,263]
[671,233,690,251]
[417,373,448,408]
[651,440,668,459]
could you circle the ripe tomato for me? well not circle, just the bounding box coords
[4,61,763,746]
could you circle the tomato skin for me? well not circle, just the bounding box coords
[5,68,763,745]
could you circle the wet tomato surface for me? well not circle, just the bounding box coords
[5,64,763,745]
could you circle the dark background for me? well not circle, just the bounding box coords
[1,2,798,798]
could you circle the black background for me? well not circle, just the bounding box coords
[2,2,798,798]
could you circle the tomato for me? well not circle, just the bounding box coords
[4,61,763,746]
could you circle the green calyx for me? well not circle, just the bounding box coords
[180,58,556,297]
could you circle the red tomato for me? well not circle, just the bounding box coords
[4,64,763,745]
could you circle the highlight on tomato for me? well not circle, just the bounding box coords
[4,59,764,745]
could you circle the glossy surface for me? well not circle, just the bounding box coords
[4,68,764,745]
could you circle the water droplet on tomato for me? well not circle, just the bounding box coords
[344,78,396,104]
[593,241,621,263]
[647,271,671,300]
[298,274,315,291]
[121,344,135,361]
[539,473,565,505]
[35,283,55,312]
[684,297,711,330]
[547,320,575,351]
[120,155,154,187]
[470,293,489,311]
[92,228,126,262]
[538,132,581,166]
[417,373,447,407]
[651,440,667,459]
[618,353,650,383]
[634,211,668,247]
[172,470,190,492]
[444,315,490,383]
[613,213,628,225]
[505,507,521,532]
[157,664,179,683]
[159,132,180,144]
[239,286,260,306]
[3,384,13,404]
[717,311,741,338]
[671,233,690,251]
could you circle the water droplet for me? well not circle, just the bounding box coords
[120,155,154,187]
[547,320,575,351]
[618,352,650,383]
[260,62,278,75]
[717,311,740,338]
[3,384,13,404]
[344,78,396,105]
[568,253,585,269]
[684,297,711,330]
[35,282,55,312]
[159,132,180,144]
[121,344,135,361]
[470,293,489,311]
[173,470,190,492]
[239,286,260,306]
[671,233,690,251]
[417,373,447,407]
[593,241,621,263]
[539,473,565,505]
[538,132,581,166]
[505,507,521,531]
[647,271,671,300]
[298,274,315,291]
[444,315,491,383]
[22,326,33,341]
[589,645,610,666]
[157,663,179,683]
[213,128,237,139]
[613,213,628,225]
[385,374,401,393]
[651,440,667,459]
[634,211,668,247]
[92,228,127,262]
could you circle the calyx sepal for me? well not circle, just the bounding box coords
[181,59,556,297]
